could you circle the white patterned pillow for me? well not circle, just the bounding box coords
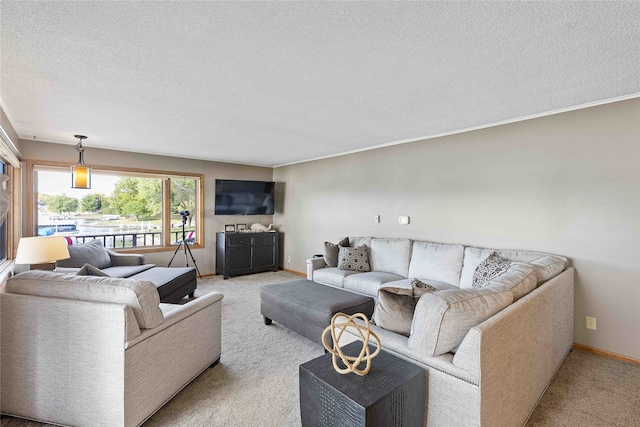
[338,245,370,272]
[472,252,513,288]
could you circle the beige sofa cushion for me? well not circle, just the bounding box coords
[7,270,164,329]
[482,262,537,301]
[460,247,568,288]
[369,238,412,277]
[408,241,464,286]
[348,236,372,249]
[408,287,514,356]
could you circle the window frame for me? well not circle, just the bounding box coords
[26,160,204,253]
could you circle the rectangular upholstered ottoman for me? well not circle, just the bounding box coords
[132,266,197,303]
[260,279,374,345]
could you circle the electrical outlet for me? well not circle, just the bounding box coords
[374,215,380,223]
[586,316,597,330]
[287,256,291,263]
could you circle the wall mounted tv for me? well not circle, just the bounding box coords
[215,179,275,215]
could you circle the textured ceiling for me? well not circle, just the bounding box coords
[1,1,639,168]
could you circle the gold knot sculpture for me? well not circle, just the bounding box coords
[321,312,381,376]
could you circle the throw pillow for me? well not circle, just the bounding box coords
[75,263,110,277]
[337,245,370,272]
[373,286,436,337]
[56,239,111,269]
[411,278,438,292]
[323,237,350,267]
[472,251,513,288]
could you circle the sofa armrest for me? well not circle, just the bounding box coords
[107,249,145,266]
[122,292,223,425]
[452,267,574,426]
[306,257,327,280]
[125,292,224,348]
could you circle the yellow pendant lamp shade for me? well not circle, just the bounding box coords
[71,134,91,189]
[71,164,91,188]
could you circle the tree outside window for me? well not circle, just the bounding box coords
[34,167,201,250]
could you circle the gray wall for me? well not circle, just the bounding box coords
[273,98,640,359]
[19,140,274,276]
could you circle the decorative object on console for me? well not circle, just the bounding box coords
[337,245,370,272]
[71,134,91,189]
[250,223,268,232]
[472,251,513,288]
[321,312,381,376]
[224,224,236,232]
[236,223,246,231]
[15,236,71,273]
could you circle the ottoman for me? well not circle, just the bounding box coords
[132,266,197,303]
[260,279,374,345]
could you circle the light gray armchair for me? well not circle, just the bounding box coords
[0,270,223,427]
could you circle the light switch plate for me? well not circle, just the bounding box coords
[374,215,380,223]
[399,216,409,225]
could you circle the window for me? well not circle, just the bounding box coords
[30,163,203,251]
[0,161,7,262]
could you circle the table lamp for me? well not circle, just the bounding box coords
[14,236,71,274]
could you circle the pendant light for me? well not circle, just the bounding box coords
[71,135,91,189]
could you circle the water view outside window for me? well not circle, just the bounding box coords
[36,170,198,249]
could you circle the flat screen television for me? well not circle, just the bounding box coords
[215,179,275,215]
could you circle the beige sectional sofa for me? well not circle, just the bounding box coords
[307,237,574,427]
[0,270,223,427]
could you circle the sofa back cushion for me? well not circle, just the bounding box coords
[7,270,164,329]
[459,247,568,289]
[478,262,537,301]
[348,237,372,249]
[408,287,514,356]
[56,239,112,269]
[369,238,412,278]
[408,241,464,286]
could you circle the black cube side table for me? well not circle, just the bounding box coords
[299,341,425,427]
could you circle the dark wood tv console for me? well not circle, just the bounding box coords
[216,231,279,279]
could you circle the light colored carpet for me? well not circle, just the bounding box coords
[2,271,639,426]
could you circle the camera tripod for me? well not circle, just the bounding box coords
[168,213,202,279]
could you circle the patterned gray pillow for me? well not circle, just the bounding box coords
[323,237,350,267]
[472,251,513,288]
[338,245,370,272]
[411,278,438,292]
